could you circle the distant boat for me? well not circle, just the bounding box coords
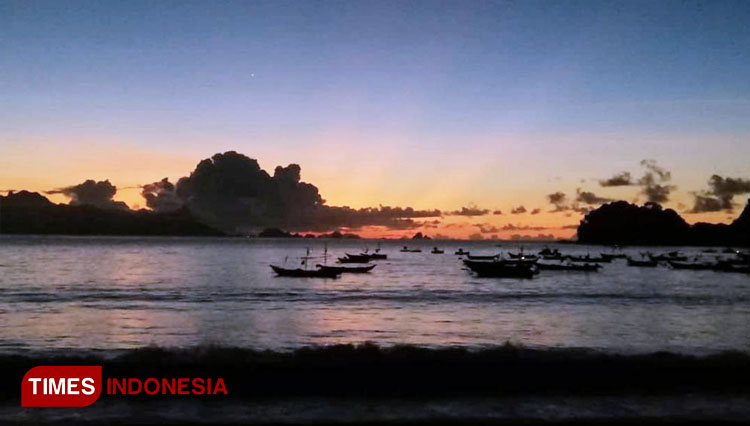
[600,253,626,261]
[338,254,372,263]
[270,265,340,278]
[466,254,498,260]
[463,259,538,278]
[537,262,601,272]
[566,254,610,263]
[368,248,388,259]
[316,264,376,274]
[454,249,469,255]
[400,246,422,253]
[431,247,444,254]
[627,257,659,267]
[648,252,688,262]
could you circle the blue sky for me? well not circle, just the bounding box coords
[2,0,750,235]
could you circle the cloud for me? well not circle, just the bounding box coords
[547,191,568,212]
[492,210,503,215]
[575,188,613,205]
[688,175,750,212]
[141,178,183,212]
[638,159,675,203]
[47,179,128,210]
[170,151,442,232]
[473,223,500,234]
[501,223,550,231]
[530,208,541,215]
[510,205,527,214]
[448,205,490,216]
[599,171,635,187]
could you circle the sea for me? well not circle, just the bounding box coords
[1,235,748,355]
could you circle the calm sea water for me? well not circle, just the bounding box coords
[1,235,748,354]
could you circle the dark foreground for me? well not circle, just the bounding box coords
[4,344,750,424]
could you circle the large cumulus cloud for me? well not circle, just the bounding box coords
[47,179,129,210]
[167,151,441,232]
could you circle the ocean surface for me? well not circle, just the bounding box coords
[1,235,749,355]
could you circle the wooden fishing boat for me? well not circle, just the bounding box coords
[338,254,372,263]
[463,259,537,278]
[537,262,600,272]
[466,254,498,260]
[270,265,340,278]
[454,249,469,255]
[431,247,444,254]
[316,264,376,274]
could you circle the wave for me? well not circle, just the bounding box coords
[2,343,750,402]
[1,288,748,306]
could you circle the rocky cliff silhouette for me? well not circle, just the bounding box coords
[0,191,223,236]
[578,199,750,246]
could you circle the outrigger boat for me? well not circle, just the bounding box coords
[454,248,469,255]
[338,253,372,263]
[431,247,444,254]
[270,265,340,278]
[466,254,498,260]
[400,246,422,253]
[537,262,600,272]
[316,264,376,274]
[368,248,388,259]
[566,254,611,263]
[463,259,538,278]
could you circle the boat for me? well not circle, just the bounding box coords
[454,249,469,255]
[507,253,539,260]
[431,247,444,254]
[463,259,538,278]
[270,265,340,278]
[537,262,600,272]
[338,253,372,263]
[627,257,659,267]
[400,246,422,253]
[648,253,688,262]
[538,247,561,256]
[566,254,611,263]
[316,264,376,274]
[466,254,499,260]
[668,261,715,270]
[541,253,565,260]
[600,253,627,261]
[368,248,388,259]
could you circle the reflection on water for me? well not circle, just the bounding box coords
[0,235,749,354]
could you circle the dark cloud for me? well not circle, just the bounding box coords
[492,210,503,215]
[599,171,635,187]
[575,188,612,205]
[688,175,750,212]
[170,151,442,232]
[473,223,499,234]
[530,208,541,215]
[141,178,183,212]
[547,192,568,212]
[689,194,724,213]
[47,179,128,210]
[638,160,675,203]
[448,205,490,216]
[510,233,556,241]
[510,205,527,214]
[501,224,550,231]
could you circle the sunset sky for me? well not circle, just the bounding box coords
[2,0,750,239]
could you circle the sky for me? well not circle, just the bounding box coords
[2,0,750,238]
